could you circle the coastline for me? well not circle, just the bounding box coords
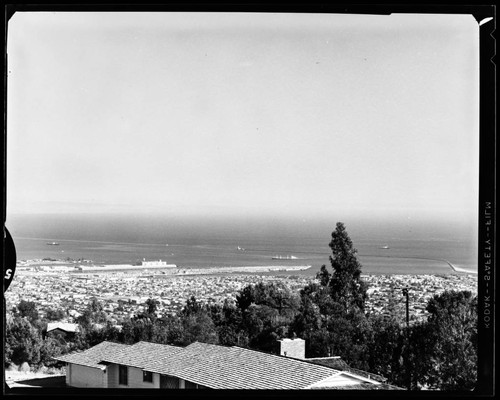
[15,257,477,277]
[15,261,313,276]
[443,263,478,274]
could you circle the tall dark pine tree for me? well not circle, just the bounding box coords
[327,222,368,312]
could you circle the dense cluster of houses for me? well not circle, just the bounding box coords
[363,274,477,322]
[7,270,476,326]
[6,272,313,322]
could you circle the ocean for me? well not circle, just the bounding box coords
[6,213,478,276]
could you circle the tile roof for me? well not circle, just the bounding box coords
[144,342,363,390]
[100,341,183,369]
[57,341,387,389]
[54,341,129,369]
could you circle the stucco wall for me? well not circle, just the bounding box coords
[107,364,159,389]
[67,363,106,388]
[66,364,71,386]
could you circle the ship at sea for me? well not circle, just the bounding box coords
[46,242,60,246]
[272,255,298,260]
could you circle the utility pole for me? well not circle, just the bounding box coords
[402,286,411,390]
[402,287,409,328]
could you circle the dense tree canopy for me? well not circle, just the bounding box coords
[209,299,248,347]
[45,308,66,321]
[16,300,39,322]
[423,291,478,390]
[75,297,108,329]
[5,315,64,368]
[5,316,42,367]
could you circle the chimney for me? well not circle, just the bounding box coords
[277,338,305,359]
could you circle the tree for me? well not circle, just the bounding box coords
[146,298,159,316]
[289,224,373,364]
[252,282,300,317]
[293,308,326,357]
[379,290,479,391]
[45,308,66,321]
[236,285,255,312]
[39,336,65,368]
[16,300,39,322]
[326,222,368,312]
[403,322,436,390]
[86,322,121,348]
[423,291,478,391]
[181,312,219,345]
[177,296,219,345]
[134,298,160,321]
[241,303,286,352]
[292,295,322,336]
[366,315,405,385]
[236,282,300,316]
[120,319,151,344]
[182,296,204,317]
[234,283,300,353]
[209,300,248,347]
[156,314,185,345]
[5,316,43,367]
[76,297,108,328]
[317,265,331,287]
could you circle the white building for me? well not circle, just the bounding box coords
[141,259,175,268]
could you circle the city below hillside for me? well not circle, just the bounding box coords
[6,268,477,325]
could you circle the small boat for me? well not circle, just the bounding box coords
[380,245,390,249]
[46,242,60,246]
[237,246,245,251]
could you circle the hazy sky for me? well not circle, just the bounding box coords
[7,12,479,222]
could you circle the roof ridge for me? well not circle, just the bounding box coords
[133,340,182,348]
[100,340,128,345]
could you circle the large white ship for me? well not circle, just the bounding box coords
[272,255,298,260]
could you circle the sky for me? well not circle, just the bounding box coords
[6,12,479,223]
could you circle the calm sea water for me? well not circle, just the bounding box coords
[7,213,478,276]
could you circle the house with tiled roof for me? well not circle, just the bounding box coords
[55,341,129,388]
[54,339,398,390]
[99,341,183,389]
[143,342,384,389]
